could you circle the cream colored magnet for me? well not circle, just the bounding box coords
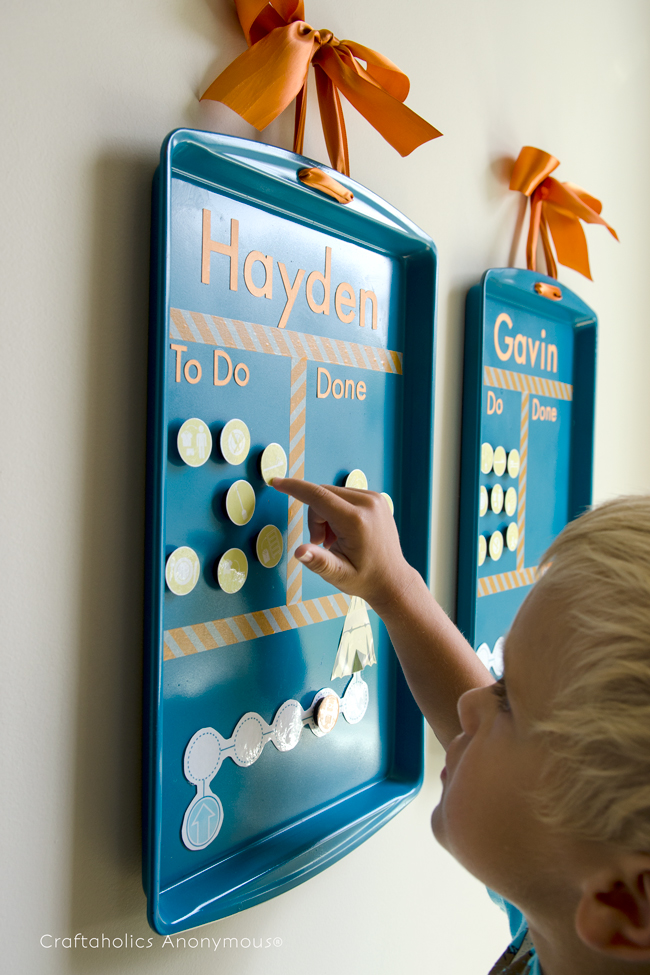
[489,530,504,561]
[220,418,250,465]
[507,449,520,478]
[490,483,504,514]
[226,480,255,526]
[505,487,518,517]
[346,469,368,490]
[256,525,283,568]
[493,445,507,477]
[260,442,287,484]
[506,521,519,551]
[479,485,488,517]
[166,546,201,596]
[177,418,212,467]
[478,535,487,567]
[314,694,340,734]
[217,548,248,594]
[481,443,494,475]
[381,492,394,515]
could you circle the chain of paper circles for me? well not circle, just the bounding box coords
[181,674,369,851]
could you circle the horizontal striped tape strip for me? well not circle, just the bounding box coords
[163,592,351,660]
[477,566,538,597]
[483,366,572,401]
[170,308,402,375]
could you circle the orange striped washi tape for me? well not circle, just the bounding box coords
[287,358,307,604]
[483,366,572,401]
[477,567,538,598]
[164,593,351,660]
[170,308,403,375]
[517,392,529,571]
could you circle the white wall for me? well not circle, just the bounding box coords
[2,1,649,972]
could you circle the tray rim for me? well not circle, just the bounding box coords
[143,129,437,933]
[456,266,597,647]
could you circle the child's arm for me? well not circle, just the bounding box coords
[272,478,494,748]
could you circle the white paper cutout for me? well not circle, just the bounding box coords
[476,636,505,679]
[181,674,369,851]
[182,729,225,851]
[331,596,376,680]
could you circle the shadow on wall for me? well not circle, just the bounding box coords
[65,142,300,975]
[68,151,154,959]
[64,10,309,971]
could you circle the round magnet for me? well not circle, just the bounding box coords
[505,487,518,517]
[506,521,519,552]
[489,530,504,562]
[493,445,507,477]
[256,525,283,568]
[479,485,488,517]
[177,418,212,467]
[490,483,504,514]
[481,443,494,475]
[216,547,248,594]
[381,492,394,515]
[232,713,265,766]
[225,479,255,526]
[507,449,520,478]
[314,694,340,734]
[272,700,303,752]
[260,442,287,484]
[220,418,250,465]
[165,546,201,596]
[345,469,368,490]
[478,535,487,567]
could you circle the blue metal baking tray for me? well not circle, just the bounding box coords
[144,130,437,933]
[457,268,596,668]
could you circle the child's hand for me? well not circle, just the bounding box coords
[271,478,416,612]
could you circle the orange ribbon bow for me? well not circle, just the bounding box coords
[201,0,442,176]
[509,146,618,280]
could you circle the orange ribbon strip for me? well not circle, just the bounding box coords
[201,0,442,176]
[509,146,618,280]
[510,146,618,281]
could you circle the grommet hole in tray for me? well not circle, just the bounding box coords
[534,281,562,300]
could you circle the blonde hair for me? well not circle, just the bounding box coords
[530,495,650,851]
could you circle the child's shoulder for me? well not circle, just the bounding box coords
[487,891,540,975]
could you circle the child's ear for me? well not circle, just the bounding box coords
[576,855,650,960]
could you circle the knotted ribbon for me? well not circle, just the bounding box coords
[201,0,442,176]
[509,146,618,280]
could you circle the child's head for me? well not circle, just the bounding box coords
[432,495,650,963]
[528,494,650,854]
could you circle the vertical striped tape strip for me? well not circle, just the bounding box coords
[517,392,529,571]
[163,593,351,660]
[287,358,307,604]
[170,308,403,375]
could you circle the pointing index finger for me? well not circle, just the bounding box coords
[271,477,364,531]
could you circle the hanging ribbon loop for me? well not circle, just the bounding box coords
[202,0,442,176]
[509,146,618,281]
